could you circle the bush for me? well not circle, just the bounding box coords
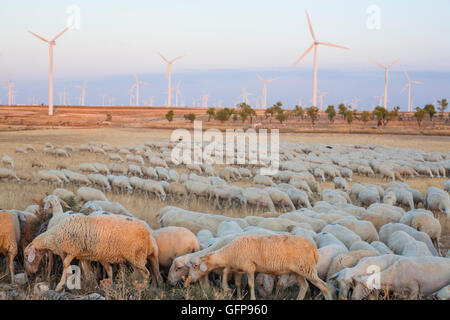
[306,106,319,125]
[165,110,174,122]
[184,113,196,123]
[326,105,336,123]
[105,113,112,121]
[214,109,230,123]
[361,111,370,123]
[206,108,216,121]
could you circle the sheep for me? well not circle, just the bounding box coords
[91,146,107,156]
[63,144,75,152]
[107,175,133,193]
[349,241,380,254]
[152,226,200,268]
[379,223,439,256]
[79,144,92,152]
[357,165,374,177]
[62,170,91,186]
[370,241,394,255]
[126,154,145,166]
[426,187,450,217]
[109,163,127,175]
[334,217,379,243]
[155,166,170,181]
[76,186,108,203]
[211,185,246,209]
[24,214,161,291]
[386,187,415,210]
[321,224,362,249]
[383,190,397,206]
[444,180,450,192]
[345,256,450,300]
[187,234,332,300]
[31,158,46,168]
[185,180,211,199]
[243,187,276,212]
[92,163,110,175]
[128,164,143,177]
[400,209,442,254]
[387,231,433,257]
[360,204,404,231]
[326,250,380,299]
[317,244,349,280]
[313,168,326,182]
[349,183,365,201]
[82,200,134,217]
[108,153,124,162]
[0,168,20,182]
[238,167,252,179]
[36,170,62,185]
[277,184,312,209]
[54,148,70,158]
[218,167,239,182]
[168,182,188,201]
[142,180,166,201]
[322,189,351,205]
[0,210,21,283]
[26,144,37,153]
[279,212,326,233]
[2,155,14,168]
[340,167,353,181]
[15,146,27,154]
[254,174,275,187]
[431,285,450,300]
[333,177,348,192]
[264,187,296,212]
[88,173,112,192]
[289,178,313,197]
[79,163,99,174]
[358,186,380,206]
[142,166,159,180]
[52,188,75,200]
[314,232,347,250]
[168,169,180,182]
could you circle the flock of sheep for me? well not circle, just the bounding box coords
[0,140,449,300]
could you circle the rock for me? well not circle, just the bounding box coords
[8,290,19,298]
[41,290,75,300]
[76,293,105,300]
[33,282,50,296]
[14,273,28,286]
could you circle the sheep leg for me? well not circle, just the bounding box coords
[247,271,256,300]
[199,274,210,290]
[55,255,75,291]
[234,273,243,299]
[221,267,230,293]
[305,274,332,300]
[100,261,113,280]
[132,264,150,281]
[47,252,54,281]
[148,255,162,285]
[432,238,441,256]
[294,274,308,300]
[8,254,15,284]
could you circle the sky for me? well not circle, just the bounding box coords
[1,0,450,109]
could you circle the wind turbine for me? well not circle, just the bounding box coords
[292,10,349,108]
[374,94,383,107]
[174,81,181,107]
[158,53,183,107]
[202,93,210,108]
[371,59,400,109]
[130,73,150,106]
[256,74,278,108]
[28,26,70,115]
[318,91,328,111]
[239,88,252,104]
[402,71,423,112]
[351,96,360,110]
[74,81,87,106]
[0,73,14,105]
[127,88,135,106]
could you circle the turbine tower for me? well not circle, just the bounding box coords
[256,74,278,108]
[158,53,183,107]
[0,74,14,105]
[371,59,400,109]
[402,71,423,112]
[174,81,181,107]
[317,91,328,111]
[202,93,210,108]
[292,10,349,108]
[74,81,87,106]
[239,88,252,104]
[28,26,70,115]
[129,73,150,106]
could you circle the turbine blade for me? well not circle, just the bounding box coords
[170,56,184,63]
[371,60,386,69]
[256,74,264,81]
[268,78,279,82]
[51,27,70,42]
[305,10,316,41]
[158,53,169,63]
[318,42,350,50]
[404,71,410,81]
[389,59,400,68]
[292,44,314,68]
[28,31,49,43]
[413,81,423,85]
[401,83,409,93]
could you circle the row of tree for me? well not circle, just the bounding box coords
[164,98,448,127]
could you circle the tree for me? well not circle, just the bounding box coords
[184,113,196,123]
[338,104,348,120]
[264,102,282,119]
[206,108,216,121]
[239,111,248,123]
[423,104,436,121]
[232,114,238,122]
[373,106,389,127]
[306,106,319,126]
[414,107,427,127]
[165,110,174,122]
[361,111,370,124]
[437,99,448,118]
[276,109,288,124]
[215,109,230,123]
[345,110,354,125]
[293,105,305,119]
[238,104,257,124]
[325,105,336,123]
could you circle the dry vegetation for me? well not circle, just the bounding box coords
[0,128,449,300]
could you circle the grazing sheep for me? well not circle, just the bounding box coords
[387,231,433,257]
[0,168,20,182]
[82,200,134,217]
[31,158,46,168]
[317,244,349,280]
[0,210,21,283]
[254,174,275,187]
[76,187,108,202]
[358,186,380,206]
[54,148,70,158]
[109,163,127,175]
[52,188,75,200]
[360,204,404,231]
[426,187,450,217]
[36,170,62,185]
[62,170,91,186]
[168,182,188,201]
[2,155,14,169]
[108,175,133,193]
[334,217,379,242]
[92,163,110,175]
[128,164,143,177]
[340,167,353,181]
[79,163,99,174]
[152,226,200,268]
[187,234,332,300]
[87,174,112,192]
[333,177,348,192]
[26,144,37,153]
[108,153,124,162]
[264,187,296,212]
[444,180,450,192]
[24,214,161,291]
[243,187,276,212]
[322,224,362,249]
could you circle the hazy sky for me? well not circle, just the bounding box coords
[1,0,450,109]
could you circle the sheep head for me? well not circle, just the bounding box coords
[24,244,46,274]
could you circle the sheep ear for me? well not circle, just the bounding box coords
[28,248,36,263]
[200,262,207,272]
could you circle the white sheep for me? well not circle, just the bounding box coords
[79,163,99,174]
[387,231,433,257]
[333,177,348,192]
[400,209,442,253]
[243,187,276,212]
[2,155,14,169]
[0,168,20,182]
[426,187,450,217]
[87,173,112,192]
[77,187,108,202]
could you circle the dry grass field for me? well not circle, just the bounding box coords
[0,128,449,300]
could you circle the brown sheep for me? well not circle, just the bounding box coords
[0,211,21,283]
[187,234,331,300]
